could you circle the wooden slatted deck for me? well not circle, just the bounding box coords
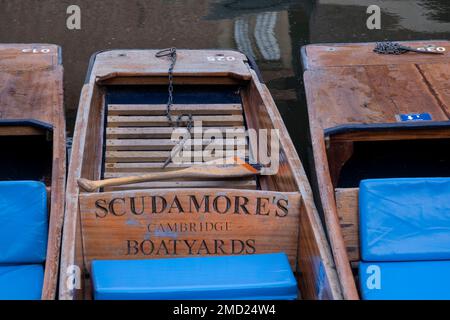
[103,103,256,191]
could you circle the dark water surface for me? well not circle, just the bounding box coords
[0,0,449,165]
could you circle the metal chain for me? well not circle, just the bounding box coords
[155,48,193,168]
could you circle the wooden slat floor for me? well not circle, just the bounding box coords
[103,103,256,190]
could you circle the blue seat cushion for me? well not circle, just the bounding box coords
[0,181,48,264]
[92,253,298,300]
[0,265,44,300]
[359,178,450,261]
[359,261,450,300]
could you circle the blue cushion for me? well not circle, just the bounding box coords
[0,265,44,300]
[92,253,298,300]
[359,178,450,261]
[359,261,450,300]
[0,181,48,264]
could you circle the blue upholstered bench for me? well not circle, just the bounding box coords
[0,181,48,300]
[358,178,450,300]
[91,253,298,300]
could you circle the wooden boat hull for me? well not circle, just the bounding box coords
[0,44,66,299]
[302,40,450,299]
[60,49,341,300]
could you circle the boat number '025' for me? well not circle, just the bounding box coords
[21,48,51,54]
[207,56,236,62]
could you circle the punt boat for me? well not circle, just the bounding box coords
[59,49,341,300]
[302,40,450,299]
[0,44,66,299]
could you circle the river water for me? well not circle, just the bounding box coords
[0,0,449,165]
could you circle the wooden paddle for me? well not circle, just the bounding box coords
[78,157,262,192]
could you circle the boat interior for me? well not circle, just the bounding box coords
[0,124,53,183]
[0,44,65,300]
[60,49,341,300]
[303,41,450,299]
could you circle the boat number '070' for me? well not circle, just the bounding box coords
[21,48,51,53]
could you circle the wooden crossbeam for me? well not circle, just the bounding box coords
[105,151,248,163]
[104,162,192,172]
[103,179,257,191]
[108,104,243,116]
[106,127,246,139]
[107,115,244,127]
[105,138,247,151]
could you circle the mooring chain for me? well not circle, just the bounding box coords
[374,41,443,55]
[155,48,194,168]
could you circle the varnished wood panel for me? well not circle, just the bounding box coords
[417,63,450,118]
[79,189,301,268]
[108,104,243,116]
[0,44,66,300]
[303,41,450,70]
[106,138,246,151]
[107,115,244,127]
[303,41,450,300]
[106,126,246,139]
[304,64,449,131]
[90,50,252,83]
[335,188,359,262]
[102,179,257,191]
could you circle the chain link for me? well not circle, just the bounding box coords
[155,48,193,168]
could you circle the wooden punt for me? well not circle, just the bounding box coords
[302,40,450,299]
[0,44,66,299]
[59,49,342,300]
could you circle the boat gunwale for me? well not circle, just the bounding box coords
[324,121,450,137]
[300,40,450,71]
[0,43,66,300]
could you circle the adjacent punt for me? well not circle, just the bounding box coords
[59,49,341,300]
[0,44,66,299]
[302,41,450,299]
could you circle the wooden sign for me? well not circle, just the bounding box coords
[79,189,301,268]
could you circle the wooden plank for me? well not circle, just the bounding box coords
[303,41,450,70]
[0,126,46,136]
[108,104,243,116]
[104,162,191,172]
[307,108,359,299]
[107,115,244,127]
[0,44,61,126]
[103,171,256,179]
[304,64,449,132]
[106,127,246,139]
[330,128,450,142]
[105,138,247,151]
[105,151,247,163]
[0,44,59,72]
[335,188,359,262]
[102,179,257,191]
[79,189,300,268]
[416,63,450,118]
[91,49,252,83]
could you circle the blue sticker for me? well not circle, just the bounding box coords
[398,113,432,122]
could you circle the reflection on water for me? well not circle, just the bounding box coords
[0,0,448,163]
